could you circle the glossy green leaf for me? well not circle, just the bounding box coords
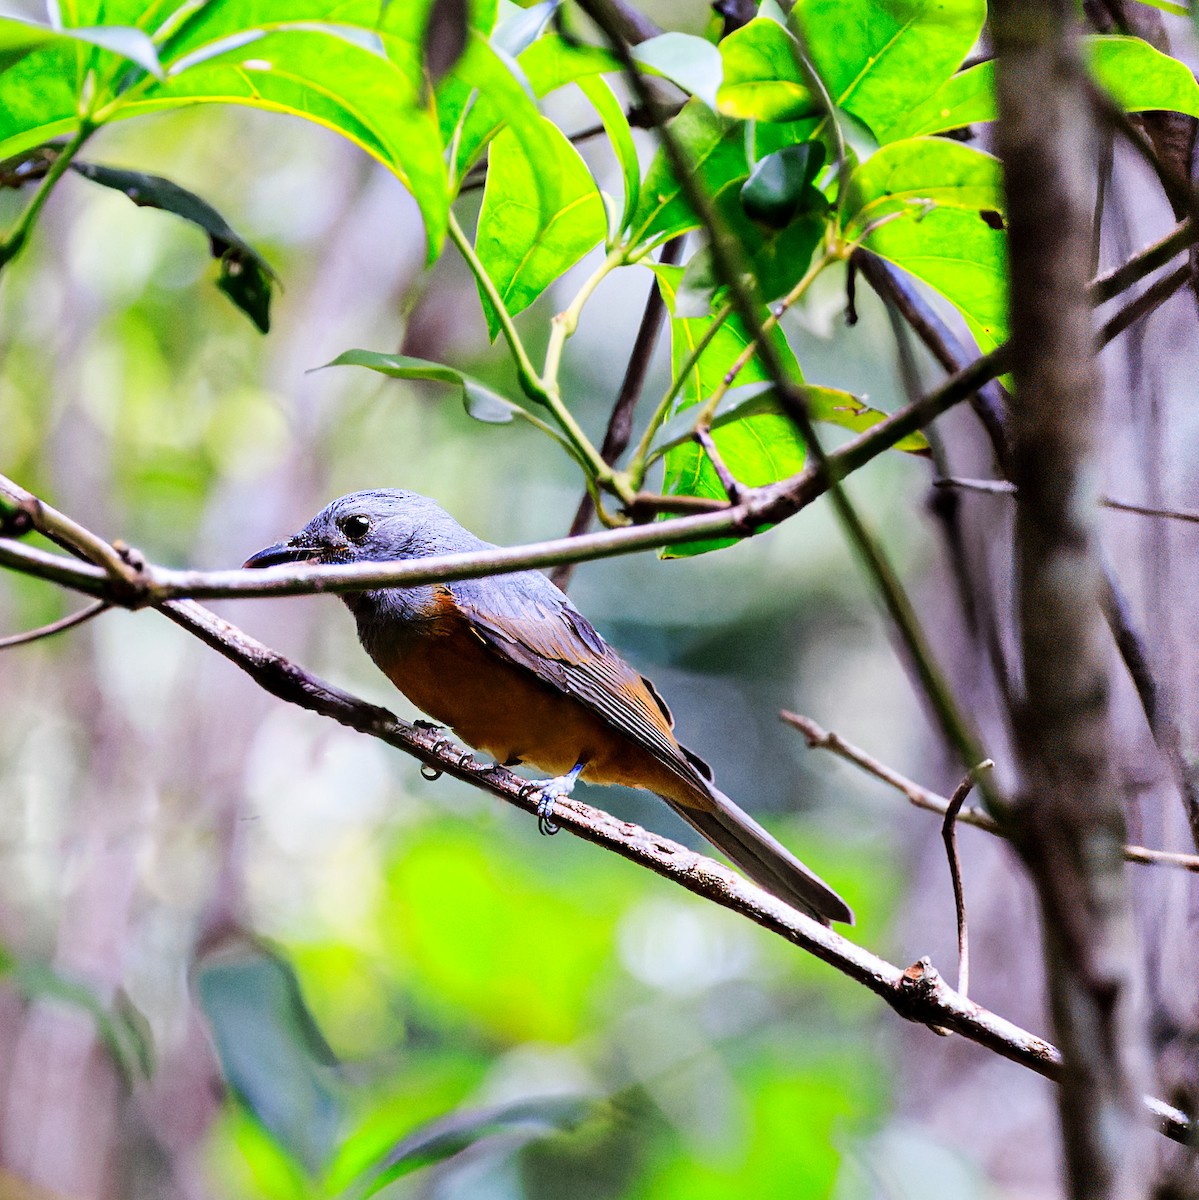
[0,16,162,76]
[324,350,525,423]
[578,74,640,233]
[796,0,986,144]
[741,141,825,229]
[651,379,930,456]
[70,162,278,331]
[475,118,607,339]
[0,43,80,160]
[449,33,616,184]
[841,139,1002,240]
[895,34,1199,140]
[864,206,1008,353]
[353,1096,593,1195]
[653,264,806,555]
[627,99,748,246]
[124,29,450,261]
[197,941,342,1174]
[633,32,723,110]
[717,18,817,123]
[445,34,541,186]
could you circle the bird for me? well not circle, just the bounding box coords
[244,489,853,925]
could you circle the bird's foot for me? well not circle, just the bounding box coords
[414,720,444,732]
[534,762,585,836]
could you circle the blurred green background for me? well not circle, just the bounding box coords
[0,61,984,1200]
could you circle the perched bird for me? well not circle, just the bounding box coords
[244,490,852,925]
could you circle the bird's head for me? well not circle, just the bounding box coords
[243,489,486,570]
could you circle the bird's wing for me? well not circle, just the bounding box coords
[449,574,711,798]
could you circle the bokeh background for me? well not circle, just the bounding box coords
[5,8,1195,1194]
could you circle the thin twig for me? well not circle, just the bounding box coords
[693,426,744,503]
[552,236,683,588]
[937,477,1199,525]
[942,762,992,1000]
[780,712,1199,873]
[0,600,109,650]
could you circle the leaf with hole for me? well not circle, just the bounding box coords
[840,138,1002,241]
[864,205,1008,354]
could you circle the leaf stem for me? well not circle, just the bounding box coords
[447,209,545,404]
[628,299,733,483]
[0,122,94,272]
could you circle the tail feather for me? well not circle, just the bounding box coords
[660,784,854,926]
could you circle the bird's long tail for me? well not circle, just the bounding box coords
[659,784,854,926]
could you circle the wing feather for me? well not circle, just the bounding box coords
[449,574,704,795]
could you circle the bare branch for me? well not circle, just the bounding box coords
[0,600,109,650]
[780,712,1199,873]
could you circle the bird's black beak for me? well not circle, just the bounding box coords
[242,536,325,569]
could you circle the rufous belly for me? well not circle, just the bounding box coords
[373,618,691,801]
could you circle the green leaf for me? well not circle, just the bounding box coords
[841,138,1002,240]
[126,28,450,261]
[0,16,163,76]
[627,99,748,246]
[70,162,277,331]
[653,264,806,556]
[0,44,80,161]
[716,18,817,123]
[352,1096,593,1196]
[448,33,615,184]
[633,32,723,110]
[864,206,1008,353]
[650,380,930,456]
[796,0,986,144]
[0,956,154,1086]
[893,35,1199,141]
[444,33,541,186]
[197,940,342,1175]
[475,118,607,339]
[886,62,991,140]
[741,141,825,229]
[323,350,525,423]
[578,74,640,234]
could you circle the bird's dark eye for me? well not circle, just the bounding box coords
[339,514,371,542]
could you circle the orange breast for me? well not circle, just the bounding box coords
[371,597,692,799]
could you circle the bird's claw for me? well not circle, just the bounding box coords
[536,787,560,836]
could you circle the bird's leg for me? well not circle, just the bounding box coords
[535,761,585,835]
